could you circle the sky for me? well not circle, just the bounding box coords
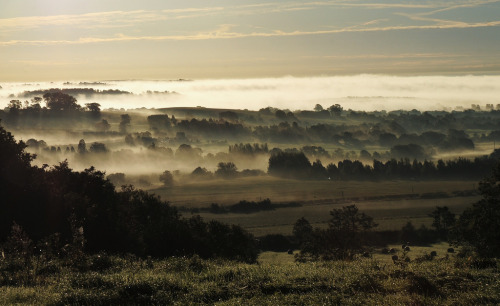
[1,0,500,81]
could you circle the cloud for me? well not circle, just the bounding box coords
[0,0,499,48]
[2,17,500,47]
[2,0,497,32]
[237,0,500,13]
[8,59,85,66]
[0,7,225,32]
[303,53,468,60]
[418,0,500,16]
[394,0,500,27]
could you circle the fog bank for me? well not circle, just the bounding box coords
[2,75,500,111]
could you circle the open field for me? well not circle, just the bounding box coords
[150,178,480,235]
[192,196,478,236]
[151,177,478,207]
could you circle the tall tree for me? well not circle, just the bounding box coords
[325,205,377,259]
[119,114,131,133]
[159,170,174,187]
[314,104,324,112]
[429,206,455,239]
[215,162,238,178]
[453,164,500,258]
[43,92,80,112]
[293,217,313,248]
[77,139,87,154]
[328,104,343,116]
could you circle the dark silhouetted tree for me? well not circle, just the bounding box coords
[215,162,238,178]
[191,167,212,179]
[324,205,377,259]
[119,114,131,133]
[77,139,87,154]
[453,163,500,258]
[268,151,311,178]
[391,144,427,160]
[429,206,455,240]
[219,111,239,121]
[159,170,174,187]
[89,142,107,153]
[0,122,259,261]
[85,102,101,119]
[95,119,111,132]
[328,104,343,116]
[400,221,419,244]
[147,114,170,130]
[175,144,202,161]
[293,217,313,248]
[314,104,324,112]
[275,110,287,120]
[43,92,80,112]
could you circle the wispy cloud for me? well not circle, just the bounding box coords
[418,0,500,16]
[392,0,500,30]
[2,18,500,47]
[304,53,468,60]
[9,59,86,66]
[0,7,224,31]
[1,1,499,48]
[329,0,500,10]
[2,1,497,32]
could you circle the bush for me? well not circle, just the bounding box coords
[258,234,294,252]
[295,205,377,260]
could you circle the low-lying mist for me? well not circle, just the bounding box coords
[24,139,271,189]
[2,75,500,111]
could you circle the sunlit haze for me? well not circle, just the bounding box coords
[2,75,500,111]
[1,0,500,81]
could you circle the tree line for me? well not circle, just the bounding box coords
[268,151,500,180]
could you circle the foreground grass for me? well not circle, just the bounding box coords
[1,251,498,305]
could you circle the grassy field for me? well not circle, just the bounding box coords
[1,249,498,305]
[151,177,479,207]
[191,196,478,236]
[150,178,480,235]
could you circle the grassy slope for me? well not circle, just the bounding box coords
[1,249,498,305]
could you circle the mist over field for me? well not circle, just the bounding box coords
[2,74,500,111]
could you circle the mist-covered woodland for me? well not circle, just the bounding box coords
[1,84,499,304]
[2,85,500,188]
